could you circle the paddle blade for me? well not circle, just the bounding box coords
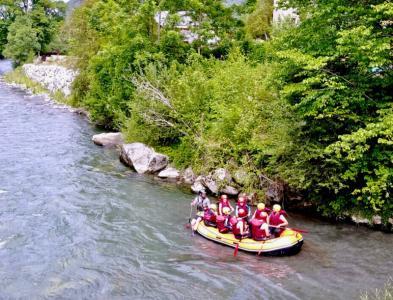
[234,243,239,257]
[291,228,308,234]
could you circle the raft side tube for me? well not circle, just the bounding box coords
[194,221,303,256]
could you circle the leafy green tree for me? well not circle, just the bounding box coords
[245,0,273,40]
[3,15,40,65]
[267,0,393,217]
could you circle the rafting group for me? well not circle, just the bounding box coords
[190,189,289,241]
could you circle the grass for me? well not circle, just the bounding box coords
[3,67,71,105]
[361,278,393,300]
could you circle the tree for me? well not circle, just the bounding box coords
[3,15,40,65]
[268,0,393,217]
[245,0,273,40]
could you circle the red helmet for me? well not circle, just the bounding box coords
[238,208,247,218]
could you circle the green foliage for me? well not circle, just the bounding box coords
[3,16,40,66]
[0,0,66,63]
[4,67,46,94]
[245,0,273,40]
[4,67,71,104]
[65,0,393,221]
[266,0,393,217]
[125,50,297,179]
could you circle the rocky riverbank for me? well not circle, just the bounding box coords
[22,63,78,97]
[4,59,391,232]
[3,58,89,118]
[92,132,393,232]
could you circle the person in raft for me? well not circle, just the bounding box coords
[192,203,217,231]
[231,208,249,239]
[191,189,210,212]
[216,206,232,233]
[250,203,271,240]
[268,204,289,237]
[218,194,234,215]
[235,196,251,219]
[251,203,270,222]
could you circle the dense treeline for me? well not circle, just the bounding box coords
[67,0,392,221]
[6,0,393,221]
[0,0,66,65]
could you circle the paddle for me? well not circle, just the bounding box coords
[269,225,308,234]
[185,205,193,229]
[233,242,239,257]
[290,228,308,234]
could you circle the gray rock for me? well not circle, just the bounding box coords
[182,167,196,184]
[158,167,180,179]
[372,215,382,225]
[213,168,232,183]
[120,143,168,174]
[351,215,370,225]
[92,132,124,147]
[220,185,239,196]
[233,169,248,185]
[389,218,393,225]
[203,175,219,194]
[191,176,205,193]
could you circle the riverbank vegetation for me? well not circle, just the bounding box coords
[4,67,70,104]
[0,0,66,65]
[3,0,392,223]
[361,278,393,300]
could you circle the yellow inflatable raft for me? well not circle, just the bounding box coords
[195,222,303,256]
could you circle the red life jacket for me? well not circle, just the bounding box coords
[219,201,230,215]
[231,217,246,237]
[254,209,268,222]
[236,203,249,216]
[269,211,285,226]
[216,215,230,233]
[203,209,216,226]
[250,219,266,240]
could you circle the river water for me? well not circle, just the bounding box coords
[0,60,392,299]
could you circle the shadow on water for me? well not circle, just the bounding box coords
[0,60,392,299]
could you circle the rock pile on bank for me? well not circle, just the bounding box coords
[91,132,392,231]
[22,63,78,96]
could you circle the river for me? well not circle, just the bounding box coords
[0,60,392,299]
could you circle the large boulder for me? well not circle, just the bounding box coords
[220,185,239,196]
[351,215,370,225]
[120,143,168,174]
[372,215,382,225]
[213,168,232,183]
[182,167,196,185]
[158,167,180,179]
[191,176,205,193]
[203,175,219,194]
[92,132,124,147]
[233,169,249,186]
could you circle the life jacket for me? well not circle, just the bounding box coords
[216,215,230,233]
[203,209,216,226]
[269,210,286,226]
[231,217,246,238]
[250,219,266,241]
[236,203,249,217]
[218,200,231,215]
[254,209,268,222]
